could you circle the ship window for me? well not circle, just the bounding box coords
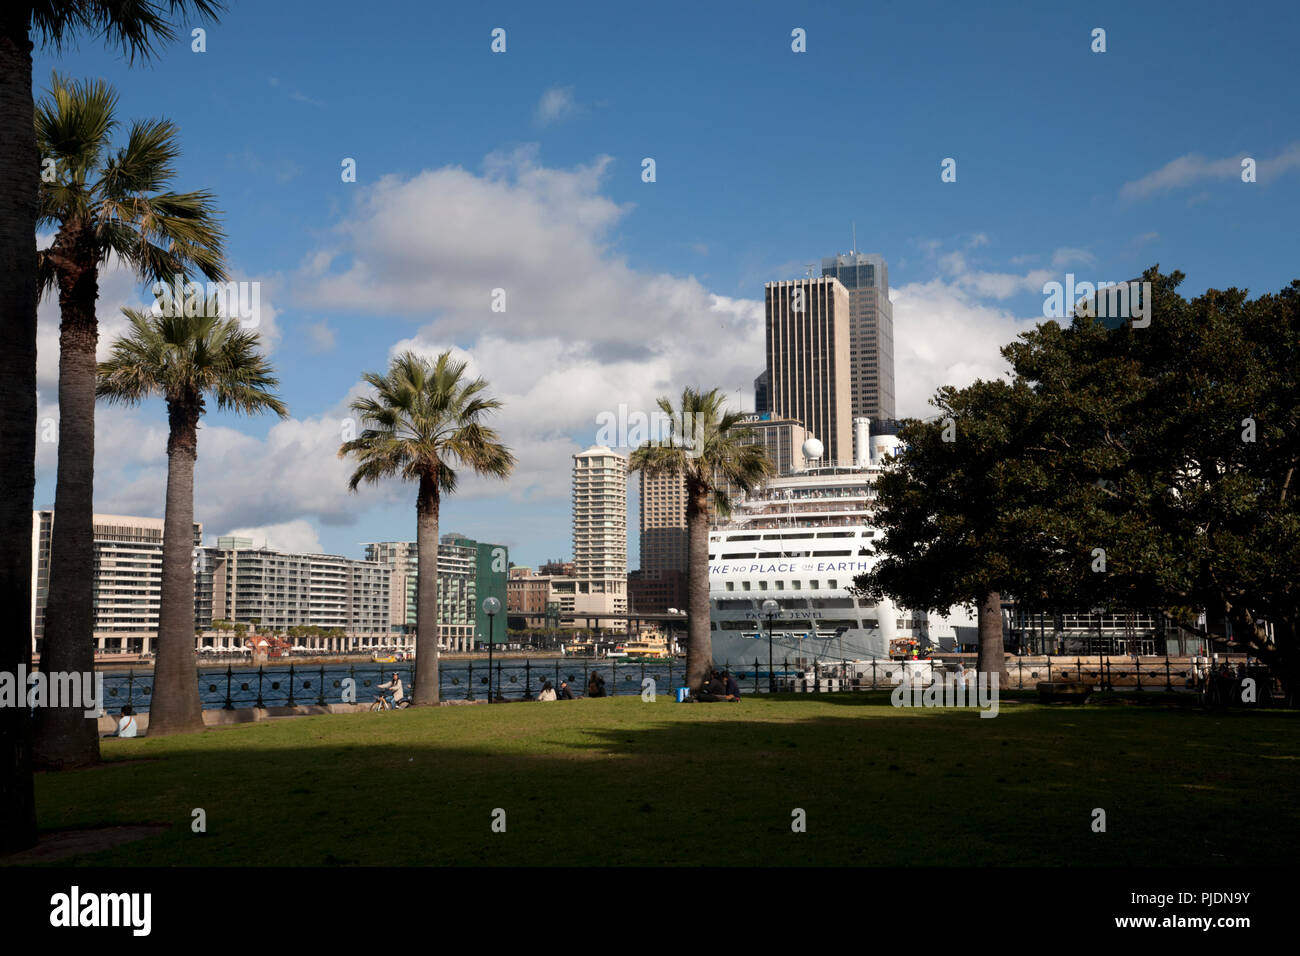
[816,531,855,538]
[792,581,801,590]
[742,581,751,591]
[810,580,819,589]
[722,552,756,559]
[775,580,784,591]
[828,579,837,589]
[725,582,734,591]
[758,581,768,590]
[813,550,852,557]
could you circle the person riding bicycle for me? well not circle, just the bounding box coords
[377,672,405,709]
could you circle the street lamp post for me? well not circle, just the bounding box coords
[483,597,501,703]
[762,599,779,693]
[667,607,682,656]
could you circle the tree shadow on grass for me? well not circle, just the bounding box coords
[19,699,1300,868]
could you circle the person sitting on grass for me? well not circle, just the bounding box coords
[107,705,137,738]
[722,669,741,701]
[537,681,557,701]
[587,671,606,698]
[695,670,729,702]
[558,680,575,700]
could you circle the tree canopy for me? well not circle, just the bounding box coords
[856,268,1300,689]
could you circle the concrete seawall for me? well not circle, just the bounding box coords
[96,700,488,735]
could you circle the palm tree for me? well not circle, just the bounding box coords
[1,0,223,852]
[34,73,225,769]
[629,388,772,692]
[340,351,515,705]
[97,296,286,736]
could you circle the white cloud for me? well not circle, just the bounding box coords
[534,85,581,126]
[305,320,336,353]
[220,519,323,554]
[94,394,376,535]
[1050,247,1096,268]
[73,150,1066,559]
[1120,142,1300,199]
[891,280,1041,418]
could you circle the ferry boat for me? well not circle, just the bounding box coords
[618,631,673,660]
[709,420,976,666]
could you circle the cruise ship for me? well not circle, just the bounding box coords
[709,419,975,665]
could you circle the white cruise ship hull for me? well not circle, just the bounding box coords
[710,627,889,667]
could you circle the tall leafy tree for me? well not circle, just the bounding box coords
[340,351,515,706]
[852,379,1089,681]
[1006,269,1300,696]
[97,297,286,736]
[629,388,772,692]
[0,0,222,852]
[34,73,225,769]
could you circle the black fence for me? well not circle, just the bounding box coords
[96,654,1290,713]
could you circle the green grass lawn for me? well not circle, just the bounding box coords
[18,694,1300,866]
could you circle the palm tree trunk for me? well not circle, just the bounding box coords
[148,399,204,736]
[0,8,38,851]
[976,590,1007,681]
[413,470,440,705]
[34,246,100,769]
[685,488,713,692]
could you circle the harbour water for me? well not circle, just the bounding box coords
[98,656,789,712]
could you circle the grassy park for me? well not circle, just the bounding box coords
[16,694,1300,867]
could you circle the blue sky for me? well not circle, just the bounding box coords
[32,0,1300,566]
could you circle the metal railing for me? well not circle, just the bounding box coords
[94,654,1288,713]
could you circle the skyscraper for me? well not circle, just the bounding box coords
[753,369,770,415]
[638,470,687,575]
[821,252,895,435]
[630,469,688,614]
[764,276,854,465]
[571,445,628,623]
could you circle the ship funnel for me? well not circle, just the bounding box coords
[854,417,870,467]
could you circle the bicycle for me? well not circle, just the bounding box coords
[370,693,410,711]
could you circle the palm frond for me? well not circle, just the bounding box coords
[340,350,515,497]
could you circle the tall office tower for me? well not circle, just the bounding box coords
[632,470,688,614]
[571,445,628,622]
[639,471,687,574]
[821,253,895,444]
[764,276,854,465]
[753,370,771,415]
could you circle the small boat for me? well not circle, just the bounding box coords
[621,631,673,660]
[371,654,397,663]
